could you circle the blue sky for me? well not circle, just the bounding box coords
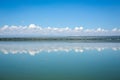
[0,0,120,29]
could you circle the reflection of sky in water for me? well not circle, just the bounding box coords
[0,42,120,80]
[0,42,120,56]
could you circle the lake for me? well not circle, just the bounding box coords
[0,41,120,80]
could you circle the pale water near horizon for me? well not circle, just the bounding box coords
[0,42,120,80]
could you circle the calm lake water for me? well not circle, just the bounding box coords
[0,41,120,80]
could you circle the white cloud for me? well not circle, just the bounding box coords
[74,27,83,31]
[112,28,117,31]
[1,25,9,30]
[0,24,120,37]
[96,28,102,32]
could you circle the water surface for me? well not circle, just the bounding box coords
[0,42,120,80]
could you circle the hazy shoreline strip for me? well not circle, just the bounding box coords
[0,36,120,42]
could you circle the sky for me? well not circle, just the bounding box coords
[0,0,120,37]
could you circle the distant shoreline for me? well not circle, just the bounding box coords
[0,36,120,42]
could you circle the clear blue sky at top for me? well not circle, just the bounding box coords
[0,0,120,29]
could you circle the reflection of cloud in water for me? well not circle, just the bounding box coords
[0,42,120,56]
